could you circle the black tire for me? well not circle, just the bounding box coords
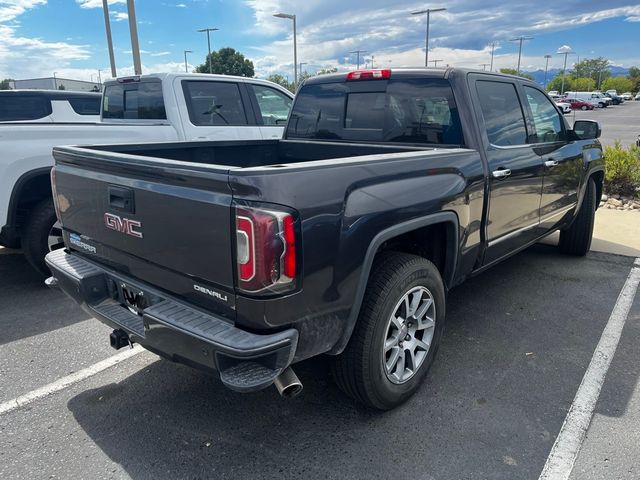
[559,178,596,256]
[23,199,60,276]
[332,252,446,410]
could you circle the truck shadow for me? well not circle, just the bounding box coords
[0,251,88,345]
[66,247,638,479]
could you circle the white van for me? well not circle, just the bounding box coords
[564,91,608,108]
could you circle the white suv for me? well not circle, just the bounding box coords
[0,90,101,123]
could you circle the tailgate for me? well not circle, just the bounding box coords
[52,147,236,319]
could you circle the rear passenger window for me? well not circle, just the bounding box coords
[102,81,166,120]
[68,97,100,115]
[183,81,247,126]
[249,84,292,125]
[476,81,527,146]
[0,95,51,121]
[523,86,565,143]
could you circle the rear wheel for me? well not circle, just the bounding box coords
[581,105,588,111]
[23,199,61,276]
[332,252,446,410]
[559,178,596,256]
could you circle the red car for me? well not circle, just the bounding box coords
[563,98,595,110]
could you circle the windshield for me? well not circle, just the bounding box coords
[286,77,464,146]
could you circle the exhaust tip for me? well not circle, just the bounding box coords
[274,367,303,398]
[44,276,58,289]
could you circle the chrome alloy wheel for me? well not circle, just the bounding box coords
[383,286,436,384]
[48,221,64,251]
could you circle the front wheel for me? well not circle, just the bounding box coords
[332,252,446,410]
[581,105,588,111]
[558,178,596,256]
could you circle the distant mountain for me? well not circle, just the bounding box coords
[523,66,630,86]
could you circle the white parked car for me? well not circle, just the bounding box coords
[635,92,640,101]
[621,92,633,101]
[555,101,572,114]
[0,90,100,123]
[0,73,294,274]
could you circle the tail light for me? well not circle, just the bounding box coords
[235,205,298,294]
[346,69,391,81]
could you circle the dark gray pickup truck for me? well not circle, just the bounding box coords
[46,68,604,409]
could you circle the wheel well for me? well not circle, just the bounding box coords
[376,222,450,286]
[8,170,53,240]
[591,170,604,206]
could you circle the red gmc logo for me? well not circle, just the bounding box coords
[104,213,143,238]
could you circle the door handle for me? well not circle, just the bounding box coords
[544,159,559,167]
[492,168,512,179]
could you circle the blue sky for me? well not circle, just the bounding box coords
[0,0,639,82]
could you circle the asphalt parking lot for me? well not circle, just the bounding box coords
[1,244,639,480]
[569,99,640,147]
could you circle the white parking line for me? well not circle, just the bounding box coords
[539,257,640,480]
[0,345,144,416]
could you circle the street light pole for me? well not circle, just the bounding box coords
[126,0,142,75]
[53,72,57,90]
[102,0,117,78]
[488,41,497,72]
[429,59,443,67]
[299,62,307,76]
[557,46,574,95]
[543,54,552,88]
[184,50,193,73]
[197,28,219,74]
[509,35,533,75]
[411,7,447,67]
[349,50,367,69]
[274,13,297,86]
[479,63,489,71]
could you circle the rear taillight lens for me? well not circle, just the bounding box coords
[235,206,298,294]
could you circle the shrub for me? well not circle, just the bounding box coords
[603,141,640,197]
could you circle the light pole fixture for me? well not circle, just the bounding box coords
[429,59,443,67]
[488,41,498,72]
[543,54,552,88]
[126,0,142,75]
[349,50,367,69]
[509,35,533,74]
[102,0,117,78]
[479,63,490,71]
[184,50,193,73]
[197,27,219,74]
[274,13,297,85]
[411,7,447,67]
[557,45,575,95]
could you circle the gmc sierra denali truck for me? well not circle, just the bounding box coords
[45,68,604,410]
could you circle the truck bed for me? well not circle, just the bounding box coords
[74,139,434,169]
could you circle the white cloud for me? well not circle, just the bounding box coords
[176,3,186,7]
[111,10,127,21]
[0,0,46,22]
[76,0,125,8]
[150,51,171,56]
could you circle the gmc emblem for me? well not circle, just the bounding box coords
[104,213,143,238]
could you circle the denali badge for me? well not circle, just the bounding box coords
[104,213,143,238]
[194,284,228,302]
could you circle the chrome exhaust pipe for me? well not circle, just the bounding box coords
[274,367,303,398]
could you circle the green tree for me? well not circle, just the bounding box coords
[572,57,610,85]
[628,66,640,78]
[195,47,255,77]
[499,68,534,80]
[316,67,338,75]
[572,77,595,92]
[547,74,573,93]
[601,76,633,94]
[266,74,293,92]
[0,78,13,90]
